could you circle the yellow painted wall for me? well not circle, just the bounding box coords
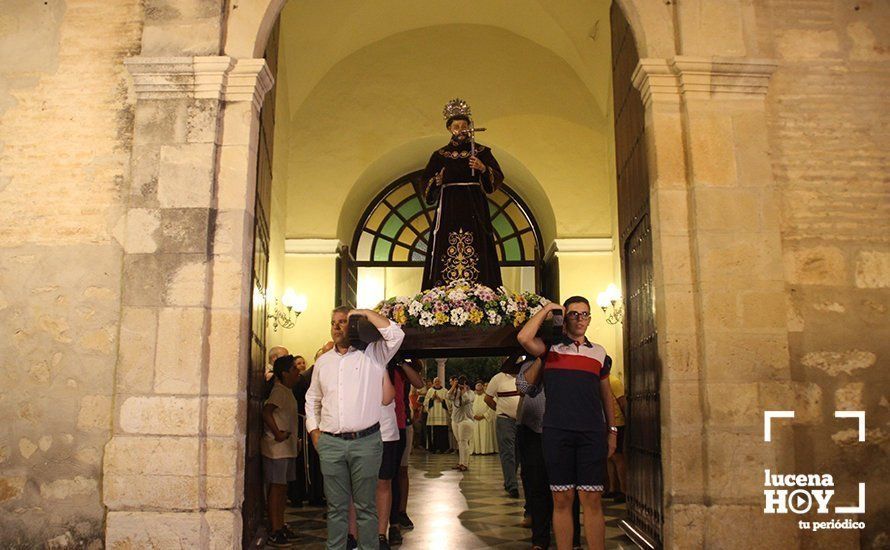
[281,255,338,362]
[275,21,616,246]
[265,52,291,350]
[557,252,624,377]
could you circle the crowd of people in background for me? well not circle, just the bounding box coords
[258,295,628,549]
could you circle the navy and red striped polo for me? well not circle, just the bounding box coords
[542,336,611,433]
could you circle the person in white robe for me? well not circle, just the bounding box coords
[471,381,498,454]
[425,378,450,453]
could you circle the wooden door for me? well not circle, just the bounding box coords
[611,3,663,547]
[336,245,357,308]
[242,19,279,549]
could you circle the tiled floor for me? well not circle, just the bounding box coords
[276,450,635,549]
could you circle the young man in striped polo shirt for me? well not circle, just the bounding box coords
[517,296,617,550]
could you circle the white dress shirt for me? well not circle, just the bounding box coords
[305,320,405,434]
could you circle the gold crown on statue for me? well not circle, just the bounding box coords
[442,98,472,120]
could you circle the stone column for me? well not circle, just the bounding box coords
[634,57,798,548]
[104,56,272,548]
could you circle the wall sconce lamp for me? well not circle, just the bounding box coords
[596,284,624,325]
[268,288,307,332]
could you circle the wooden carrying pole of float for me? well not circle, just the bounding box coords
[347,313,564,359]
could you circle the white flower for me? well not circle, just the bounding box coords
[450,307,468,327]
[529,304,542,317]
[419,311,435,327]
[447,289,467,302]
[486,310,502,325]
[408,300,424,316]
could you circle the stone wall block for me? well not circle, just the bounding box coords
[205,509,241,550]
[698,232,784,283]
[783,246,848,286]
[652,234,694,287]
[659,332,700,381]
[104,473,199,510]
[759,380,824,428]
[205,475,239,510]
[706,432,773,500]
[706,332,790,382]
[739,290,788,330]
[207,309,248,395]
[213,208,252,260]
[157,143,215,208]
[731,109,773,188]
[219,101,259,147]
[217,144,257,213]
[141,21,223,58]
[105,436,200,477]
[119,396,200,435]
[663,431,705,498]
[133,99,189,145]
[122,254,164,307]
[205,437,239,477]
[707,382,760,428]
[209,256,251,311]
[705,505,799,549]
[159,208,212,254]
[206,396,241,436]
[77,395,113,432]
[700,288,740,328]
[106,511,202,548]
[855,250,890,288]
[651,188,690,235]
[155,307,206,394]
[656,285,697,332]
[164,260,209,307]
[124,208,161,254]
[693,187,761,232]
[662,380,703,431]
[130,145,161,207]
[835,382,865,410]
[645,109,687,190]
[186,99,220,143]
[687,113,738,186]
[664,504,705,550]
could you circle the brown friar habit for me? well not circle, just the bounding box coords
[420,137,504,291]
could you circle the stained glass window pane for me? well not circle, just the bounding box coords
[503,237,521,262]
[353,173,539,265]
[380,214,402,239]
[491,213,512,239]
[373,239,392,262]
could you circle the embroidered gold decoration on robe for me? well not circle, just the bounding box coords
[441,229,480,284]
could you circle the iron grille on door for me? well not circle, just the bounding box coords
[611,2,663,547]
[242,19,279,549]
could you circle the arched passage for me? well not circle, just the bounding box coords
[233,3,661,546]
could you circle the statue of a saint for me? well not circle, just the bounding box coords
[421,98,504,291]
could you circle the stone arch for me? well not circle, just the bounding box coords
[109,1,791,547]
[225,0,676,62]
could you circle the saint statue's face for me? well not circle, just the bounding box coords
[449,118,469,140]
[475,383,484,394]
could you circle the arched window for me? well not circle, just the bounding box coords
[352,170,542,267]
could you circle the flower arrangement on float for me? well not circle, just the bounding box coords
[374,279,550,328]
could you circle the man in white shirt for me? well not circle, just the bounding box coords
[485,361,522,498]
[305,307,403,550]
